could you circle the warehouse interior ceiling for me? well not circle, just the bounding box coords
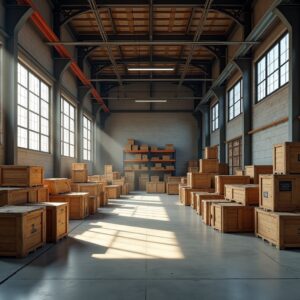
[49,0,252,111]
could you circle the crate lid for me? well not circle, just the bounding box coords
[0,205,45,214]
[44,178,70,181]
[29,202,67,207]
[0,187,28,192]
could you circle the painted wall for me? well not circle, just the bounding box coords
[100,112,198,176]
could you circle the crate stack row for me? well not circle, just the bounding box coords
[0,165,69,258]
[187,160,199,173]
[255,142,300,249]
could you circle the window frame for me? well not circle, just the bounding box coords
[228,79,243,121]
[17,62,51,153]
[82,114,92,161]
[211,102,219,132]
[227,137,242,175]
[60,96,76,158]
[255,32,289,103]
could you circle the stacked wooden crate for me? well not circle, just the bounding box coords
[146,176,166,193]
[139,173,149,191]
[87,175,108,206]
[166,176,182,195]
[187,160,198,173]
[255,142,300,249]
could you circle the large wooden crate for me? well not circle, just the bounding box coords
[273,142,300,175]
[181,187,214,206]
[197,193,225,215]
[71,182,100,197]
[105,185,121,199]
[166,183,179,195]
[99,192,107,206]
[71,170,88,183]
[215,175,251,195]
[44,178,71,195]
[244,165,273,184]
[35,187,49,203]
[157,182,165,193]
[31,202,69,243]
[0,206,46,257]
[49,192,89,220]
[0,166,43,187]
[199,159,219,174]
[0,187,31,206]
[211,203,254,233]
[224,184,259,206]
[202,199,229,225]
[204,146,218,159]
[72,163,88,170]
[187,173,213,189]
[255,208,300,249]
[259,174,300,212]
[88,196,98,215]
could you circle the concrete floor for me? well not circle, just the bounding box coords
[1,193,300,300]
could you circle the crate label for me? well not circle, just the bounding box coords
[279,181,292,192]
[263,192,268,198]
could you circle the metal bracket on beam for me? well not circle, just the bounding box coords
[233,56,252,73]
[212,85,226,100]
[78,85,92,105]
[54,58,72,81]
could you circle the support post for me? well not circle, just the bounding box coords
[199,105,210,148]
[4,3,33,164]
[192,112,203,159]
[275,3,300,141]
[234,57,252,166]
[212,86,226,163]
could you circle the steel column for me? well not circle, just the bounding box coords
[199,105,210,148]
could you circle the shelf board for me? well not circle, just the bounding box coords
[150,159,176,163]
[124,149,175,153]
[124,169,175,172]
[124,160,149,163]
[151,150,175,153]
[124,150,149,153]
[124,169,149,172]
[150,169,175,172]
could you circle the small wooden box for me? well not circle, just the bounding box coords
[31,202,69,243]
[0,166,43,187]
[104,165,113,174]
[44,178,71,195]
[204,146,218,159]
[234,169,244,176]
[197,193,225,215]
[224,184,259,206]
[49,192,89,220]
[72,163,88,170]
[259,174,300,212]
[156,182,165,193]
[151,176,160,182]
[199,159,219,174]
[255,208,300,249]
[273,142,300,175]
[202,199,229,225]
[105,185,121,199]
[187,173,213,189]
[166,183,179,195]
[244,165,273,184]
[0,206,46,257]
[71,182,100,197]
[71,170,88,183]
[88,196,98,215]
[127,139,135,145]
[124,144,132,151]
[211,203,254,233]
[0,187,31,206]
[215,175,251,195]
[146,182,157,193]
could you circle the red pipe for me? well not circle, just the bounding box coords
[17,0,109,112]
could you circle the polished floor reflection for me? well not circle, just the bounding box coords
[1,192,300,300]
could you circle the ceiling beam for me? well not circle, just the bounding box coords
[89,76,214,82]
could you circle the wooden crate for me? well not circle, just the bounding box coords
[157,182,165,193]
[255,208,300,249]
[224,184,259,206]
[72,163,88,170]
[0,187,31,206]
[197,193,224,215]
[88,175,106,182]
[199,159,219,174]
[99,192,107,206]
[71,182,100,197]
[191,192,200,210]
[218,163,229,175]
[259,174,300,212]
[49,192,89,220]
[36,187,49,203]
[146,182,157,193]
[234,169,244,176]
[181,177,187,184]
[71,170,88,183]
[139,178,148,190]
[122,183,129,195]
[188,167,199,173]
[244,165,273,184]
[215,175,251,195]
[88,196,98,215]
[204,146,218,159]
[181,187,214,206]
[166,183,179,195]
[44,178,71,195]
[0,206,46,257]
[167,176,182,183]
[202,199,229,226]
[104,165,113,174]
[151,176,160,182]
[105,185,121,199]
[211,203,254,233]
[273,142,300,175]
[187,173,213,189]
[0,166,43,187]
[31,202,69,243]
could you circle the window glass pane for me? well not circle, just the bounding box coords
[257,57,266,83]
[29,112,39,132]
[267,70,279,94]
[267,45,279,76]
[280,62,289,86]
[41,82,49,102]
[18,127,28,148]
[18,85,28,108]
[18,64,28,87]
[41,117,49,135]
[41,135,49,152]
[29,73,40,95]
[280,34,289,65]
[228,80,242,120]
[18,106,28,128]
[41,100,49,118]
[29,131,39,150]
[29,93,40,114]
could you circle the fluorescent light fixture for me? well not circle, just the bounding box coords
[128,67,175,71]
[135,100,167,103]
